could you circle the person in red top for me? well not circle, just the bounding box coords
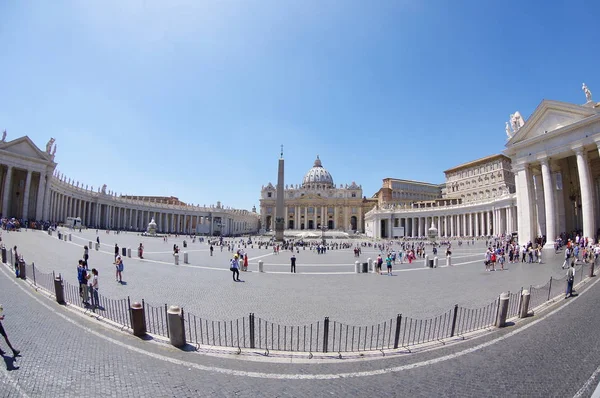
[243,254,249,272]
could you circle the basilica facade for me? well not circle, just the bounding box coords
[365,85,600,246]
[0,135,259,235]
[259,156,375,233]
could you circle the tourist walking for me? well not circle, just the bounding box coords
[114,244,119,263]
[210,244,214,256]
[115,256,124,283]
[385,254,393,275]
[376,254,383,274]
[243,253,249,272]
[290,254,296,273]
[230,255,240,282]
[562,247,573,269]
[0,307,20,357]
[138,243,144,259]
[565,263,576,299]
[90,268,99,308]
[77,260,88,299]
[83,245,89,267]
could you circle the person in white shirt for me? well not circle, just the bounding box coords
[90,268,100,308]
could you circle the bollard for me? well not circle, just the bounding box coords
[258,260,264,273]
[184,252,189,264]
[127,248,131,258]
[54,275,66,304]
[130,302,147,337]
[174,253,179,265]
[447,255,452,267]
[496,292,510,327]
[89,241,93,250]
[368,258,373,272]
[64,235,68,241]
[424,254,429,267]
[433,256,438,268]
[69,233,72,241]
[1,247,6,264]
[167,306,186,348]
[519,289,531,318]
[355,261,360,273]
[18,260,26,280]
[95,242,99,251]
[48,229,52,236]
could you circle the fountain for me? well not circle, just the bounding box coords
[147,218,158,236]
[427,221,438,242]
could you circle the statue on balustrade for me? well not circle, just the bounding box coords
[46,138,55,154]
[583,83,593,102]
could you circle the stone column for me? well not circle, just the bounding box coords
[411,217,416,237]
[450,214,454,237]
[574,147,595,241]
[20,170,32,219]
[515,165,535,246]
[3,166,14,217]
[488,210,493,236]
[34,172,45,220]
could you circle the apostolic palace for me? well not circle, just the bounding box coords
[1,85,599,245]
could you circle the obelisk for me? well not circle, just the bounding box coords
[275,145,285,241]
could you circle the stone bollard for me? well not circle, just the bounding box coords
[433,256,438,268]
[519,289,531,318]
[95,242,99,251]
[1,247,6,264]
[130,302,147,337]
[18,260,26,280]
[184,252,189,264]
[258,260,264,273]
[368,258,373,272]
[174,253,179,265]
[64,235,68,241]
[447,255,452,267]
[68,233,72,241]
[424,254,429,267]
[167,306,186,348]
[127,248,131,258]
[496,292,510,327]
[355,261,360,273]
[48,229,52,236]
[89,241,93,249]
[54,275,65,304]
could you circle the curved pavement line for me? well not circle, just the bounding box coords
[41,232,487,275]
[1,258,598,381]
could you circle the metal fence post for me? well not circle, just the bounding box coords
[249,313,255,349]
[165,304,170,338]
[322,317,329,353]
[32,262,36,286]
[547,277,553,301]
[393,314,402,349]
[450,304,458,337]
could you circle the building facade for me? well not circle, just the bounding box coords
[372,178,442,207]
[259,156,375,233]
[365,153,517,239]
[0,135,259,235]
[365,86,600,245]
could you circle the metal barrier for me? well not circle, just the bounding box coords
[455,298,499,335]
[144,301,169,338]
[4,252,597,354]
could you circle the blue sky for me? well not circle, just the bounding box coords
[1,1,598,210]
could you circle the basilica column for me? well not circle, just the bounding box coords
[35,172,45,220]
[574,147,595,241]
[437,216,441,237]
[23,171,35,219]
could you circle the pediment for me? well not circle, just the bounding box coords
[0,136,52,162]
[507,100,598,146]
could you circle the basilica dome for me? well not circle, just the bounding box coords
[302,156,334,188]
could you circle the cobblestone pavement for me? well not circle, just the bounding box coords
[1,229,578,326]
[1,247,600,397]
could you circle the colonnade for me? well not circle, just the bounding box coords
[366,197,517,239]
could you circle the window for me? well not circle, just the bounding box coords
[351,192,356,198]
[267,192,272,198]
